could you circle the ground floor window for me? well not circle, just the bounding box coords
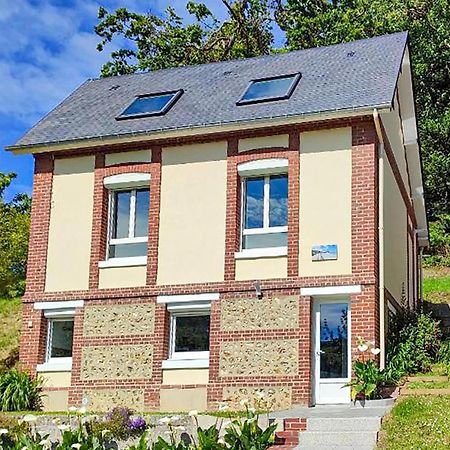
[158,293,218,369]
[46,318,74,362]
[169,312,210,360]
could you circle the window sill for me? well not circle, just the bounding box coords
[98,256,147,268]
[234,247,288,259]
[36,361,72,372]
[162,359,209,370]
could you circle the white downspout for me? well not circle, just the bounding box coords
[373,109,386,369]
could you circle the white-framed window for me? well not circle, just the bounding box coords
[169,311,210,361]
[241,173,288,250]
[46,318,74,363]
[106,187,150,260]
[158,293,217,369]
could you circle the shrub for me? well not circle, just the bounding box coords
[0,370,42,411]
[423,215,450,266]
[385,311,441,381]
[0,414,30,447]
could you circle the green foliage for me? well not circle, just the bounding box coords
[0,370,42,412]
[0,172,30,298]
[347,358,382,401]
[95,1,274,77]
[437,340,450,376]
[424,215,450,266]
[127,432,149,450]
[385,311,441,382]
[223,413,277,450]
[0,415,30,447]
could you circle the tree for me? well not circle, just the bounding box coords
[95,0,275,76]
[0,173,31,298]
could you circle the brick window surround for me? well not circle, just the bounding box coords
[88,148,162,289]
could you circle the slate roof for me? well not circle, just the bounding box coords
[10,32,408,150]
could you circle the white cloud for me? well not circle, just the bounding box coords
[0,0,228,128]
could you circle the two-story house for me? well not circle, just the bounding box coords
[7,31,428,412]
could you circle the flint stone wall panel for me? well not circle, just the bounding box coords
[219,340,298,377]
[223,386,292,411]
[220,296,298,331]
[81,344,153,380]
[83,304,155,336]
[84,389,144,411]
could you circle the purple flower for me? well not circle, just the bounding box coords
[129,417,147,432]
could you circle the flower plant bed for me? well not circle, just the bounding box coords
[0,396,289,450]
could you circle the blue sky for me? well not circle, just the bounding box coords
[1,0,284,201]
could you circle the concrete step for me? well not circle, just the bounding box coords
[297,431,378,447]
[307,416,381,431]
[295,444,376,450]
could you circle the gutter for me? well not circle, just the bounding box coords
[373,108,386,369]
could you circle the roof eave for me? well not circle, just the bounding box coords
[6,104,391,155]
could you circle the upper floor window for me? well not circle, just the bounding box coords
[108,188,150,259]
[242,174,288,250]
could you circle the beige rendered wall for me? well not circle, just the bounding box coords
[298,127,352,277]
[162,368,209,385]
[157,141,227,285]
[40,371,71,388]
[45,156,95,292]
[42,390,69,411]
[160,388,207,412]
[98,266,147,289]
[235,256,287,281]
[238,134,289,152]
[105,149,151,166]
[380,97,409,187]
[384,162,408,303]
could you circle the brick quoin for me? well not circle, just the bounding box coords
[22,116,381,410]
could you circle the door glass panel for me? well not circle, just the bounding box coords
[319,303,348,379]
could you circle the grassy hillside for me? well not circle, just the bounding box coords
[0,298,21,369]
[423,267,450,303]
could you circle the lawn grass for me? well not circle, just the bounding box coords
[377,396,450,450]
[0,297,21,365]
[423,267,450,303]
[408,380,450,389]
[416,364,448,377]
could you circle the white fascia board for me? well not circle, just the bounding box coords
[237,158,288,177]
[34,300,84,310]
[103,172,151,189]
[300,285,362,296]
[157,293,220,304]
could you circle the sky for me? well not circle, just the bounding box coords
[0,0,284,201]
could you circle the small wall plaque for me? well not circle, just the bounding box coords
[312,244,338,261]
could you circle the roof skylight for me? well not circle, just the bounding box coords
[237,73,301,105]
[117,90,183,120]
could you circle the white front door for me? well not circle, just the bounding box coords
[313,298,351,404]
